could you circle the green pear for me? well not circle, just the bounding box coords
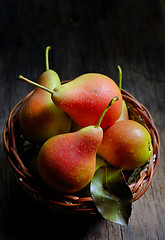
[38,97,118,193]
[97,120,153,170]
[19,73,123,129]
[19,46,71,143]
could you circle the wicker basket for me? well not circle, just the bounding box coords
[3,88,160,214]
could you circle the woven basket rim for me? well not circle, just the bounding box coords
[3,87,160,213]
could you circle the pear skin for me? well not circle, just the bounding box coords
[116,100,129,122]
[98,120,153,170]
[19,69,71,143]
[38,126,103,193]
[116,66,129,122]
[51,73,123,129]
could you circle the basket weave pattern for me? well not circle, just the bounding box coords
[3,89,160,213]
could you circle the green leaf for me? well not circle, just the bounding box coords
[90,164,133,226]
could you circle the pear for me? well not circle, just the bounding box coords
[116,66,129,122]
[19,46,71,143]
[97,120,153,170]
[19,73,123,129]
[52,73,123,128]
[74,156,106,197]
[70,67,128,131]
[116,97,129,122]
[38,97,118,193]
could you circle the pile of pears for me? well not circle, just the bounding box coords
[18,47,153,194]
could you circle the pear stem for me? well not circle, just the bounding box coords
[95,96,119,128]
[19,75,54,94]
[45,46,51,71]
[117,65,122,91]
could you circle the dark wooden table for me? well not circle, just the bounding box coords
[0,0,165,239]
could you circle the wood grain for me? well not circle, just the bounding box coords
[0,0,165,239]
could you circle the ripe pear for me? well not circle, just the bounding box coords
[19,73,122,129]
[97,120,153,170]
[38,97,118,193]
[116,65,129,122]
[116,100,129,122]
[70,156,106,197]
[52,73,123,128]
[19,46,71,143]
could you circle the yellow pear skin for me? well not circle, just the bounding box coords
[116,100,129,122]
[98,120,153,170]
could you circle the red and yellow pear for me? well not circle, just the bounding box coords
[51,73,122,128]
[38,97,118,193]
[18,47,71,143]
[97,120,153,170]
[19,72,122,129]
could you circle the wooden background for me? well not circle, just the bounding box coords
[0,0,165,239]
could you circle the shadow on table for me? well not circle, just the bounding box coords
[2,182,101,240]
